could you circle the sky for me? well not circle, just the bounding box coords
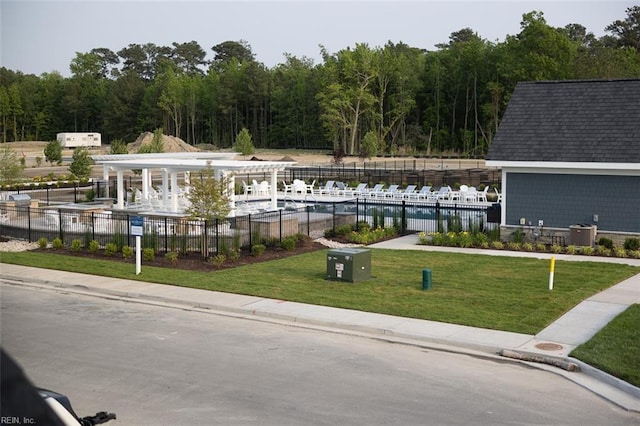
[1,0,635,77]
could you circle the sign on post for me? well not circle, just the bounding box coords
[130,216,144,275]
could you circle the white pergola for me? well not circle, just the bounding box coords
[92,153,296,216]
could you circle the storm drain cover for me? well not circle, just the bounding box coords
[535,342,564,351]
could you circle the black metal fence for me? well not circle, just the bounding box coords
[0,199,498,258]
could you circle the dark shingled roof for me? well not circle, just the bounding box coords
[486,79,640,163]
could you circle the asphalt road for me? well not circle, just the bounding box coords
[1,283,638,426]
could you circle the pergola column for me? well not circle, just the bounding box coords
[116,169,125,209]
[270,169,278,210]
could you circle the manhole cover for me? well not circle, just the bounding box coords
[535,342,564,351]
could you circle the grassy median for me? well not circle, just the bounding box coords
[1,248,636,335]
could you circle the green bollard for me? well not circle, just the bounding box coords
[422,268,432,290]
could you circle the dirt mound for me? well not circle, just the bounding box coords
[128,132,200,153]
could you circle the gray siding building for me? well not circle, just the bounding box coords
[486,79,640,239]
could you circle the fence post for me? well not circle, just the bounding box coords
[332,202,336,232]
[435,201,441,233]
[401,200,406,234]
[279,210,283,242]
[27,206,32,242]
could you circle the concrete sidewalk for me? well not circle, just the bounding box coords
[1,236,639,411]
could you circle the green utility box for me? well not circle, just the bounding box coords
[326,248,371,283]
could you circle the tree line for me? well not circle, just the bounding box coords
[0,8,638,158]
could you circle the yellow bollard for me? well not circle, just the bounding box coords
[548,257,556,290]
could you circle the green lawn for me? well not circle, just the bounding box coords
[570,305,640,387]
[1,248,637,336]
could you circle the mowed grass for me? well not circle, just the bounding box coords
[570,305,640,387]
[1,248,637,335]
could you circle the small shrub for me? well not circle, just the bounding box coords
[596,245,610,257]
[511,228,525,244]
[70,239,82,252]
[629,250,640,259]
[142,248,155,262]
[210,254,226,268]
[122,245,134,259]
[551,244,564,254]
[490,241,504,250]
[88,240,100,253]
[581,246,594,256]
[226,249,240,261]
[280,236,297,251]
[334,224,354,236]
[104,242,118,256]
[521,242,534,252]
[417,231,429,245]
[165,251,178,264]
[251,244,266,256]
[457,232,473,248]
[597,237,614,249]
[506,242,521,251]
[613,247,628,258]
[52,238,63,250]
[535,243,546,252]
[623,237,640,251]
[38,237,48,249]
[429,232,445,246]
[472,232,488,247]
[565,245,578,255]
[356,221,371,233]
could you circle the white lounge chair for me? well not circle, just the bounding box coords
[366,184,386,198]
[315,180,335,196]
[397,185,417,199]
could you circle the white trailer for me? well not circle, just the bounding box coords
[56,132,101,148]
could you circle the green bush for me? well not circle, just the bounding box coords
[142,248,155,262]
[209,254,225,268]
[280,236,297,251]
[565,245,578,255]
[37,237,48,249]
[88,240,100,253]
[614,247,628,258]
[623,237,640,251]
[52,238,63,250]
[335,224,355,236]
[490,241,504,250]
[122,245,134,259]
[506,242,521,251]
[105,242,118,256]
[596,245,610,257]
[251,244,266,256]
[511,228,525,243]
[551,244,564,254]
[70,239,82,252]
[581,246,594,256]
[598,237,614,249]
[165,251,178,264]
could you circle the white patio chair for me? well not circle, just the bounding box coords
[315,180,335,196]
[477,186,489,203]
[381,184,401,198]
[463,186,478,203]
[348,183,368,197]
[408,186,432,200]
[242,181,254,198]
[397,185,417,199]
[366,184,386,198]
